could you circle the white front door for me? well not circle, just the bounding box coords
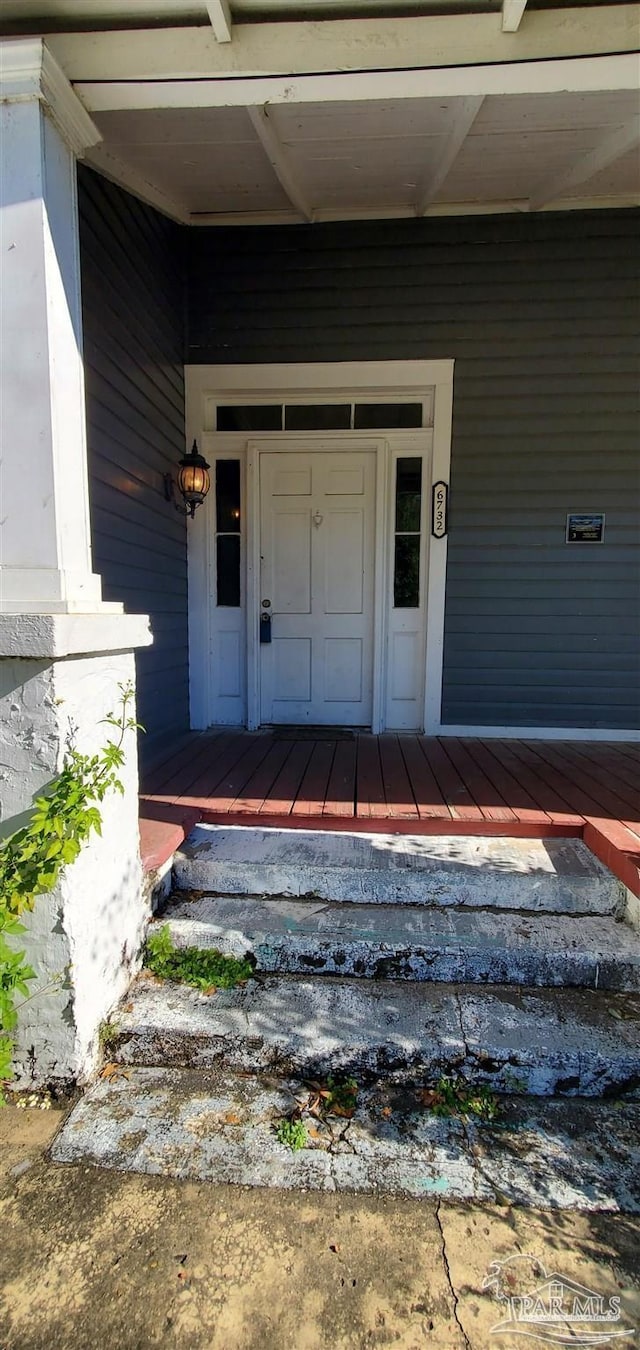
[259,450,376,726]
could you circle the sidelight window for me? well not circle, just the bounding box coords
[215,460,241,607]
[393,457,422,608]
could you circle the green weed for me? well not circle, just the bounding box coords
[420,1075,499,1122]
[324,1076,358,1117]
[144,924,253,991]
[274,1118,308,1152]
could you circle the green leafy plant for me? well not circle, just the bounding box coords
[323,1076,359,1118]
[420,1075,499,1122]
[98,1019,121,1055]
[274,1117,308,1152]
[144,924,254,991]
[0,684,139,1103]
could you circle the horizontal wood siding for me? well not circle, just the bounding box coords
[186,209,640,730]
[78,167,188,752]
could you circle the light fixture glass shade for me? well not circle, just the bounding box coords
[177,441,211,517]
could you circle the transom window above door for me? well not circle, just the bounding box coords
[215,402,425,431]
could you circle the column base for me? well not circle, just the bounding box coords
[1,615,153,1086]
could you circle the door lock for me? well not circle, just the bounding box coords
[260,612,272,644]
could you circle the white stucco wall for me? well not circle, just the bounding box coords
[1,651,149,1086]
[0,660,59,827]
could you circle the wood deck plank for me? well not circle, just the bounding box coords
[141,730,241,806]
[143,730,222,795]
[261,740,315,815]
[465,739,553,825]
[323,740,358,817]
[141,731,202,782]
[355,734,388,819]
[487,739,584,829]
[523,740,638,826]
[377,735,419,818]
[167,731,258,806]
[554,743,640,830]
[397,736,450,819]
[439,737,518,823]
[418,738,484,821]
[563,742,640,801]
[191,735,277,813]
[137,729,640,897]
[609,742,640,766]
[291,742,337,816]
[233,740,293,813]
[512,741,617,824]
[583,819,640,894]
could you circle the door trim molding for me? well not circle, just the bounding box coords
[186,360,454,733]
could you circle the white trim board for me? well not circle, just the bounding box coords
[186,361,454,735]
[76,53,640,113]
[188,361,453,395]
[50,10,640,84]
[437,726,640,742]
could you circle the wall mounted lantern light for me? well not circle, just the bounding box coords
[164,440,211,518]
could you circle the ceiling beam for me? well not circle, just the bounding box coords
[415,96,484,215]
[74,53,640,112]
[205,0,232,43]
[48,6,640,82]
[502,0,528,33]
[247,105,312,222]
[529,114,640,208]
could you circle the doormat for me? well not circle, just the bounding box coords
[272,727,356,741]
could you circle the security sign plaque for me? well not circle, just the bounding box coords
[432,481,448,538]
[566,513,605,544]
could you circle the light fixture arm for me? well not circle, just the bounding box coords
[163,474,195,517]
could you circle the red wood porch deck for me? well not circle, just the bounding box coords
[139,729,640,896]
[139,730,640,898]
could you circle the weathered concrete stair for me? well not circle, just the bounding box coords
[140,824,639,1096]
[174,825,622,915]
[52,823,640,1207]
[110,973,640,1098]
[51,1065,640,1211]
[160,894,640,991]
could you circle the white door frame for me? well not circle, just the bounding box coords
[247,437,387,731]
[185,360,455,734]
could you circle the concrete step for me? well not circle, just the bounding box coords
[51,1065,640,1212]
[174,825,621,916]
[159,895,640,991]
[111,972,640,1097]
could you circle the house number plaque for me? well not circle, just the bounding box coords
[431,481,448,538]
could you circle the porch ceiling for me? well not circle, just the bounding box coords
[84,87,640,222]
[2,2,638,223]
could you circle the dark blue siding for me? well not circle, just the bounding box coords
[78,167,188,752]
[186,209,640,730]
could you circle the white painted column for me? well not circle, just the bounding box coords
[0,41,156,1086]
[0,38,106,613]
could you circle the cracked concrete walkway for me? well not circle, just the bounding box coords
[1,1104,639,1350]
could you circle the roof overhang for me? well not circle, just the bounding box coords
[1,6,638,224]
